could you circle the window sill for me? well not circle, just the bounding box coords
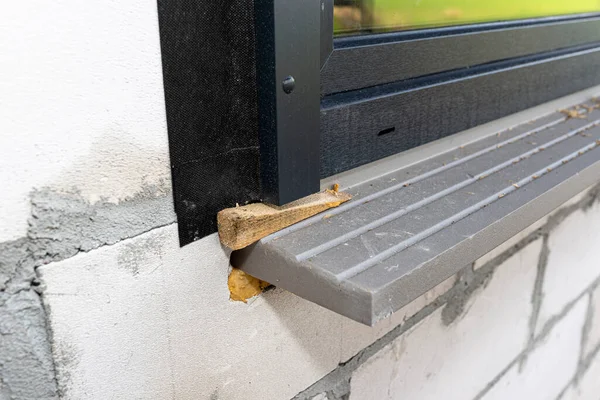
[231,87,600,326]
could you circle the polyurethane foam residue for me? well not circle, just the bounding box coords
[228,268,270,302]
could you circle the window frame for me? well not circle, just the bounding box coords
[255,5,600,199]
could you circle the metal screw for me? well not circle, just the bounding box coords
[282,76,295,94]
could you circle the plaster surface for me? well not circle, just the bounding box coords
[0,0,169,243]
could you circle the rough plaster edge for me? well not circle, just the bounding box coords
[292,183,600,400]
[41,296,61,398]
[0,185,175,400]
[26,186,175,266]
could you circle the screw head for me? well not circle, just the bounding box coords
[282,76,295,94]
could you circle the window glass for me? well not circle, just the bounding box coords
[334,0,600,36]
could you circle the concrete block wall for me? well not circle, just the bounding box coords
[2,2,600,400]
[0,1,172,398]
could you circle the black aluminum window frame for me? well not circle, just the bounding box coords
[256,3,600,203]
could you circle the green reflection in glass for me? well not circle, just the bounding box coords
[334,0,600,36]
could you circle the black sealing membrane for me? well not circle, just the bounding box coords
[157,0,262,245]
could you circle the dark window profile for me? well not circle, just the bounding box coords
[318,10,600,176]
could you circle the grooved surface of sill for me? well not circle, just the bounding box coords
[232,94,600,326]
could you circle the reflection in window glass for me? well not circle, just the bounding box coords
[334,0,600,36]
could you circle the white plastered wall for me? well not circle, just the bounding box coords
[0,0,170,242]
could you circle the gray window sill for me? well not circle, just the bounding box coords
[231,86,600,326]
